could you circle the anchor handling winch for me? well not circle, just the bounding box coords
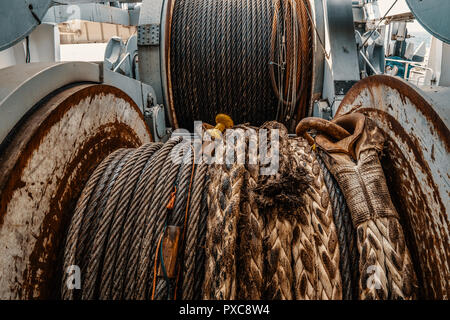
[0,0,448,300]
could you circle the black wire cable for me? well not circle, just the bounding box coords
[25,36,30,63]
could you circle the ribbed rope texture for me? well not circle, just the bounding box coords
[168,0,313,130]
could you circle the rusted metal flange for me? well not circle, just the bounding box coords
[337,75,450,299]
[0,84,151,299]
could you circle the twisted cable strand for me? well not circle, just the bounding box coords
[61,148,127,299]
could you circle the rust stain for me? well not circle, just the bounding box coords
[164,0,179,129]
[21,124,141,299]
[0,84,150,299]
[360,108,449,299]
[338,75,450,152]
[0,84,150,228]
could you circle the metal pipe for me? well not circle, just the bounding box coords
[359,50,380,75]
[113,52,131,72]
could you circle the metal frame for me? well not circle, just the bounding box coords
[0,62,101,145]
[43,3,140,26]
[321,0,360,116]
[0,61,158,146]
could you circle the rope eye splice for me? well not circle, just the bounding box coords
[295,114,419,299]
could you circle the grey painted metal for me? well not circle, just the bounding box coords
[103,66,156,115]
[0,0,52,51]
[322,0,360,115]
[125,34,140,79]
[138,24,160,45]
[138,0,164,25]
[310,0,326,113]
[0,62,101,146]
[104,37,125,71]
[138,46,163,106]
[137,0,165,107]
[104,35,139,78]
[406,0,450,44]
[312,99,332,120]
[145,104,167,142]
[362,29,385,75]
[325,0,360,84]
[0,62,158,146]
[43,3,137,26]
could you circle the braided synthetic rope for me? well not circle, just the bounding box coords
[236,129,265,299]
[203,136,246,299]
[202,123,343,300]
[315,119,419,300]
[317,154,358,300]
[168,0,313,130]
[332,150,418,300]
[259,125,296,300]
[288,138,343,299]
[62,120,419,300]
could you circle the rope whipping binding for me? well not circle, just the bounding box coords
[166,0,313,131]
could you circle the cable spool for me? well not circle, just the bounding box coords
[165,0,313,131]
[61,138,208,300]
[62,123,349,300]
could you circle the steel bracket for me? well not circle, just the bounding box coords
[138,24,160,46]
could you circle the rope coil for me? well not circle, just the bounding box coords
[167,0,313,130]
[62,118,419,300]
[62,138,204,300]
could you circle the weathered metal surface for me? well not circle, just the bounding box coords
[0,85,151,299]
[0,62,101,146]
[337,75,450,299]
[102,67,157,115]
[137,0,165,108]
[0,0,52,51]
[161,0,179,129]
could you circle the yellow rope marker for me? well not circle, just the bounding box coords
[206,113,234,140]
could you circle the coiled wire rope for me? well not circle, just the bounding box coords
[167,0,313,131]
[61,138,208,300]
[61,131,358,300]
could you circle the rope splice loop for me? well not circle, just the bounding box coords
[296,114,419,299]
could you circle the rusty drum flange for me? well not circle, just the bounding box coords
[337,75,449,299]
[0,84,151,299]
